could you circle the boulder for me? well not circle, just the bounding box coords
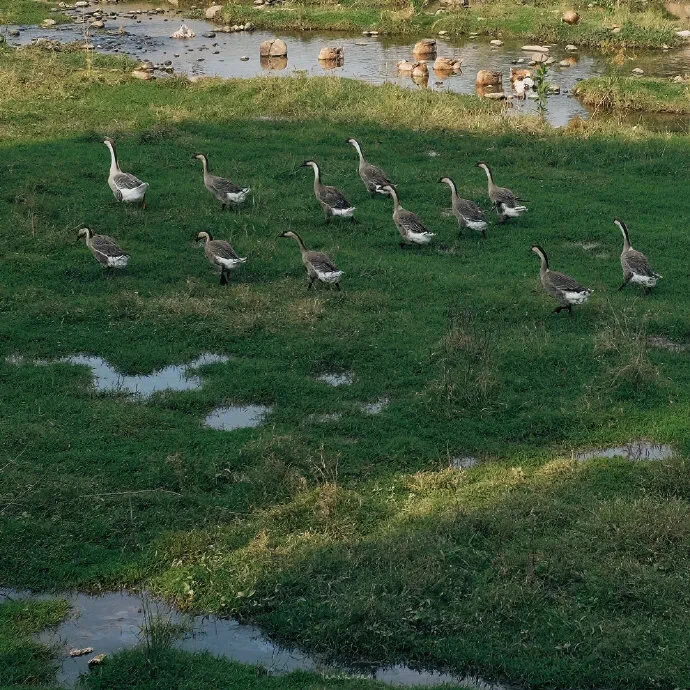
[510,67,532,83]
[41,18,57,26]
[433,56,462,73]
[412,62,429,78]
[259,38,287,57]
[132,69,155,80]
[489,39,503,46]
[476,69,501,86]
[521,44,549,52]
[676,29,690,39]
[171,24,195,38]
[205,4,222,19]
[397,60,414,72]
[90,19,105,28]
[412,38,436,57]
[565,44,577,51]
[562,10,580,24]
[632,67,644,75]
[318,46,344,61]
[483,91,506,100]
[260,56,287,70]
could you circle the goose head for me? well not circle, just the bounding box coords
[301,160,318,170]
[192,153,207,162]
[345,138,362,154]
[531,244,548,265]
[279,230,298,240]
[196,231,213,243]
[103,137,115,147]
[439,176,455,187]
[77,227,93,241]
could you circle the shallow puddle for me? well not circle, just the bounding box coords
[7,2,690,129]
[0,588,513,689]
[451,456,479,469]
[576,441,674,462]
[203,404,271,430]
[359,398,389,415]
[7,352,229,398]
[317,372,354,386]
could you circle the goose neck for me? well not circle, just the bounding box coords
[106,141,120,174]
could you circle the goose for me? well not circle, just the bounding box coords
[439,177,488,237]
[192,153,250,210]
[614,218,661,292]
[195,231,247,285]
[345,138,395,197]
[301,160,356,223]
[103,138,149,208]
[77,227,129,273]
[279,230,343,290]
[381,185,435,248]
[476,162,527,223]
[531,245,591,314]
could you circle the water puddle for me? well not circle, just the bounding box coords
[647,335,689,352]
[316,372,354,386]
[451,456,479,469]
[359,397,389,414]
[0,587,513,689]
[203,404,271,430]
[306,412,343,423]
[6,352,229,398]
[6,1,690,128]
[575,441,675,462]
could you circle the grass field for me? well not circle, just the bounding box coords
[2,44,690,689]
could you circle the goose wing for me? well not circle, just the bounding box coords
[548,270,589,294]
[113,171,145,190]
[398,209,430,234]
[455,198,486,221]
[362,163,393,189]
[208,173,245,196]
[91,234,127,258]
[318,185,352,210]
[307,251,339,274]
[624,249,656,277]
[209,239,240,261]
[492,185,520,207]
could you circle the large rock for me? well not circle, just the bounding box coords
[433,56,462,73]
[205,4,222,19]
[260,56,287,70]
[476,69,501,86]
[562,10,580,24]
[259,38,287,57]
[676,29,690,39]
[521,44,549,52]
[318,46,343,61]
[412,38,436,57]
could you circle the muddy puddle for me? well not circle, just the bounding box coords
[576,441,675,461]
[6,1,690,129]
[0,587,513,689]
[203,404,271,430]
[317,372,354,386]
[6,352,229,397]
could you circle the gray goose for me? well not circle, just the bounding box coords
[196,231,247,285]
[193,153,250,210]
[614,218,661,292]
[381,185,435,248]
[346,138,395,197]
[279,230,343,290]
[531,245,591,314]
[476,162,527,223]
[104,138,149,208]
[301,160,356,223]
[77,227,129,273]
[439,177,488,237]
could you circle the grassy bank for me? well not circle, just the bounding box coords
[2,45,690,689]
[213,0,686,48]
[576,75,690,114]
[0,597,69,688]
[0,0,68,26]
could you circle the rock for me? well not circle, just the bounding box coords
[70,648,94,657]
[253,0,264,4]
[318,46,344,61]
[437,30,448,36]
[412,38,436,57]
[240,55,249,61]
[259,38,287,57]
[9,29,20,36]
[562,10,580,24]
[547,84,560,94]
[204,4,222,19]
[559,57,577,67]
[202,31,216,38]
[171,24,195,38]
[90,19,105,28]
[138,60,154,70]
[244,22,254,30]
[632,67,644,75]
[476,69,501,86]
[565,44,577,51]
[260,56,287,70]
[397,60,414,72]
[131,68,155,79]
[412,62,428,77]
[75,0,88,6]
[510,67,532,82]
[369,31,379,36]
[672,74,685,83]
[490,39,503,46]
[483,91,506,100]
[611,26,621,34]
[676,30,690,39]
[88,654,107,668]
[42,18,57,26]
[521,44,548,52]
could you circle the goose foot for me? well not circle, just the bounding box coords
[335,282,341,291]
[220,272,228,285]
[141,197,147,210]
[307,278,315,290]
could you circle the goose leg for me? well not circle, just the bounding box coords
[618,274,632,291]
[335,282,341,292]
[220,271,228,285]
[221,203,226,211]
[399,242,407,249]
[307,277,315,290]
[350,216,359,224]
[141,195,147,210]
[554,306,563,314]
[568,304,573,316]
[481,228,487,239]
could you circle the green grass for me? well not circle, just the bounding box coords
[0,0,69,26]
[576,75,690,113]
[211,0,686,47]
[2,45,690,689]
[0,597,69,688]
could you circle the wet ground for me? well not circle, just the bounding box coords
[576,441,675,461]
[0,587,513,689]
[5,1,690,129]
[204,404,272,430]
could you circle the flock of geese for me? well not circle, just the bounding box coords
[82,136,662,313]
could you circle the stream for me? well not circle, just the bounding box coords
[4,1,690,130]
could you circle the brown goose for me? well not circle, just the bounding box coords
[77,227,129,273]
[103,138,149,208]
[614,219,661,292]
[279,230,343,290]
[476,162,527,223]
[301,160,355,223]
[531,245,591,314]
[345,138,395,197]
[195,231,247,285]
[439,176,488,237]
[193,153,250,210]
[381,185,435,248]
